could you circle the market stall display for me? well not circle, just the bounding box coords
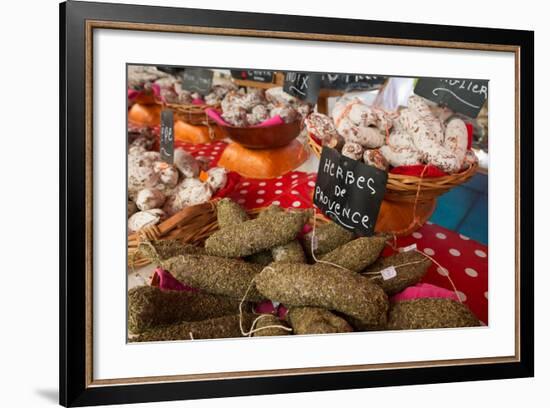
[126,66,489,343]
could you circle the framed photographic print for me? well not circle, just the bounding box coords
[60,0,534,406]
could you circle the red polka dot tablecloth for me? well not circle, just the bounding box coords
[383,223,488,324]
[177,140,489,324]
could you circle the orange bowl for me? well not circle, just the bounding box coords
[217,120,302,149]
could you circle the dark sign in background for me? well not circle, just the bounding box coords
[414,78,489,118]
[160,110,174,164]
[313,147,388,236]
[321,74,386,91]
[230,70,275,83]
[283,72,322,104]
[181,68,214,94]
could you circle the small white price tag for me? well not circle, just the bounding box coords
[399,243,417,253]
[380,266,397,280]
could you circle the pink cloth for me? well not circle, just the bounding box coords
[151,268,198,292]
[205,108,285,128]
[152,83,161,99]
[391,283,459,303]
[128,89,140,100]
[254,300,278,314]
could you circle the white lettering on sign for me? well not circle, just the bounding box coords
[314,147,387,236]
[320,157,377,194]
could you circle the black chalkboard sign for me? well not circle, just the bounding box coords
[313,147,388,236]
[322,74,386,91]
[283,72,321,104]
[230,70,275,83]
[160,110,174,164]
[181,68,214,94]
[414,78,488,118]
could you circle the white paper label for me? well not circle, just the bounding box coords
[380,266,397,280]
[399,243,417,252]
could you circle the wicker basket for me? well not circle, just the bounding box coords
[128,199,328,268]
[163,102,221,126]
[307,131,478,203]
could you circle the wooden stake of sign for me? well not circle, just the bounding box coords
[313,147,388,236]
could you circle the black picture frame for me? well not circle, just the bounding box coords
[60,1,534,406]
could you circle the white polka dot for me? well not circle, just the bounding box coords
[449,248,461,257]
[257,190,265,195]
[237,199,245,204]
[259,182,266,186]
[456,291,467,302]
[464,267,478,277]
[423,248,435,256]
[307,181,315,187]
[213,146,221,150]
[291,190,299,195]
[292,201,301,207]
[256,198,264,204]
[484,291,488,299]
[475,249,487,258]
[239,190,248,194]
[436,232,447,240]
[198,151,205,155]
[291,174,298,179]
[271,200,280,206]
[242,182,250,187]
[459,234,470,240]
[275,182,283,187]
[276,176,283,179]
[275,190,282,194]
[437,267,449,276]
[209,156,215,160]
[412,232,423,239]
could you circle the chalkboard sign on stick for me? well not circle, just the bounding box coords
[283,72,321,104]
[414,78,488,118]
[322,74,386,91]
[160,110,174,164]
[181,68,214,94]
[313,147,388,236]
[230,70,275,83]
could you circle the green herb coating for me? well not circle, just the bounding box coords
[204,209,311,258]
[302,222,355,257]
[387,298,480,330]
[258,206,305,263]
[216,198,250,229]
[365,251,431,295]
[161,255,265,301]
[138,239,205,262]
[287,307,353,335]
[255,262,388,327]
[257,204,283,218]
[252,314,291,337]
[271,240,306,263]
[319,236,386,272]
[131,313,256,342]
[127,285,248,334]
